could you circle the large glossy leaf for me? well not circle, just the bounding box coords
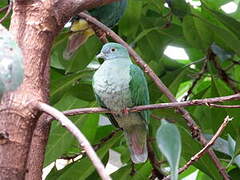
[204,134,240,168]
[51,34,101,73]
[160,68,189,102]
[193,13,240,56]
[119,0,143,37]
[46,131,122,180]
[166,0,189,17]
[183,15,212,51]
[203,4,240,38]
[111,162,152,180]
[50,69,94,104]
[180,128,222,179]
[201,0,232,9]
[44,95,98,166]
[156,120,181,180]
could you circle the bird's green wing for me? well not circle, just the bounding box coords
[94,93,120,128]
[129,64,150,123]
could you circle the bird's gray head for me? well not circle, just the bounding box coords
[96,43,129,60]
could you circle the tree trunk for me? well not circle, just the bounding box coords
[0,1,56,179]
[0,0,121,179]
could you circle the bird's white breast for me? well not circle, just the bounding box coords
[93,59,133,113]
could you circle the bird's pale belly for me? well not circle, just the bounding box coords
[94,77,133,113]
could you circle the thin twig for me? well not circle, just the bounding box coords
[231,60,240,66]
[210,50,239,93]
[36,102,111,180]
[208,104,240,108]
[61,130,120,161]
[0,1,12,23]
[147,141,165,179]
[92,130,120,151]
[0,5,9,13]
[163,116,232,180]
[182,58,208,101]
[78,12,230,179]
[90,24,109,43]
[43,93,240,121]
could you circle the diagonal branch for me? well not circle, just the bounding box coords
[163,116,232,180]
[36,102,111,180]
[0,0,12,23]
[0,5,9,13]
[182,58,208,101]
[78,12,230,179]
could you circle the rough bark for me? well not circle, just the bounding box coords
[0,1,56,179]
[0,0,119,179]
[25,114,51,180]
[25,0,118,179]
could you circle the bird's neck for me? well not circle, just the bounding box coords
[104,58,132,65]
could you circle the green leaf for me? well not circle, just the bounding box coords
[193,14,240,56]
[233,156,240,169]
[228,134,236,157]
[160,69,189,102]
[166,0,189,18]
[228,168,240,179]
[44,95,98,166]
[203,4,240,38]
[183,15,212,50]
[156,120,181,180]
[204,134,230,155]
[196,171,212,180]
[204,134,240,168]
[180,129,222,179]
[119,0,143,37]
[51,34,101,73]
[46,131,122,180]
[201,0,233,9]
[50,69,94,104]
[111,162,152,180]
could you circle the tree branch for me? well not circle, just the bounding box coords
[0,4,9,13]
[61,130,120,161]
[25,113,51,180]
[36,102,111,180]
[210,50,239,93]
[163,116,232,180]
[182,58,208,101]
[43,93,240,120]
[147,141,165,179]
[78,12,230,179]
[53,0,119,27]
[0,1,12,23]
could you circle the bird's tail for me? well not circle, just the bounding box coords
[124,125,148,164]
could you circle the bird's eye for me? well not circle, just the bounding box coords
[111,48,116,52]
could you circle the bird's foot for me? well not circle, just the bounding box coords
[122,108,129,116]
[94,28,108,43]
[99,32,108,43]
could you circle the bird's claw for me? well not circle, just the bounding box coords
[122,108,129,116]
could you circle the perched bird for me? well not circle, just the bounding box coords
[63,0,127,60]
[92,43,149,163]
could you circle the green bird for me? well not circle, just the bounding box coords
[63,0,127,60]
[92,43,149,163]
